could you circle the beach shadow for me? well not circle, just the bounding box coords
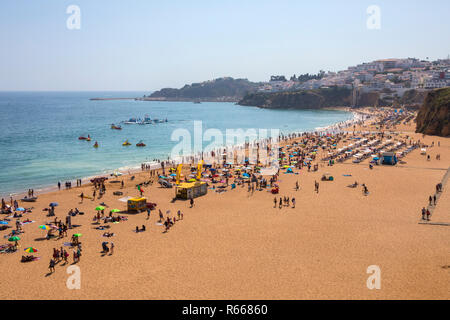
[34,237,48,242]
[45,272,53,277]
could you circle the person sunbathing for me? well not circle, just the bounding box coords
[21,255,35,262]
[103,232,115,237]
[348,181,359,188]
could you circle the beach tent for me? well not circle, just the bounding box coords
[127,197,147,212]
[175,182,207,200]
[381,152,397,165]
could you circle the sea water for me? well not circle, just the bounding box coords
[0,91,352,196]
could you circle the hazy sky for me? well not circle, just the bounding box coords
[1,0,449,91]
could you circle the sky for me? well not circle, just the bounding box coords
[0,0,449,91]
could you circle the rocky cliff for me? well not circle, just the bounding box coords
[416,87,450,137]
[238,86,352,109]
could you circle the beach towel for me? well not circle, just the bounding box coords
[343,174,352,177]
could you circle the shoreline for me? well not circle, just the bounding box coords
[2,109,359,200]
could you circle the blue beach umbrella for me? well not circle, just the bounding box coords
[16,207,25,211]
[49,202,58,207]
[169,173,177,176]
[0,221,8,225]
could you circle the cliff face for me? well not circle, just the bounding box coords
[416,87,450,137]
[238,87,352,109]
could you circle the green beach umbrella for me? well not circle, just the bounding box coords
[24,247,38,253]
[8,236,20,242]
[73,233,82,237]
[111,209,120,213]
[95,206,105,211]
[188,178,196,182]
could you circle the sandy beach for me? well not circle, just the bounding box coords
[1,108,449,300]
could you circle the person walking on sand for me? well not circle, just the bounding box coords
[429,195,433,206]
[421,207,426,220]
[190,197,194,208]
[295,181,299,191]
[49,259,56,273]
[58,181,61,191]
[314,181,319,193]
[292,197,296,208]
[433,195,437,205]
[426,208,431,221]
[146,208,151,220]
[273,197,277,208]
[279,197,282,209]
[92,190,96,200]
[110,242,114,255]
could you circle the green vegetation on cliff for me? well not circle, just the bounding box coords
[149,77,259,100]
[416,87,450,137]
[238,86,352,109]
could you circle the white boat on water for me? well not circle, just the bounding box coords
[123,115,167,125]
[123,117,139,124]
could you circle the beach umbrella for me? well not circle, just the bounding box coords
[73,233,82,237]
[169,173,177,176]
[8,236,20,242]
[111,209,120,213]
[188,178,196,182]
[0,221,8,225]
[39,225,50,230]
[95,206,105,211]
[16,207,25,211]
[24,247,38,253]
[49,202,58,207]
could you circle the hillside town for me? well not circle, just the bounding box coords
[263,57,450,97]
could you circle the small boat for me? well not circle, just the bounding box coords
[93,141,99,148]
[124,118,138,124]
[111,124,122,130]
[122,140,131,146]
[143,114,152,124]
[78,136,88,140]
[136,141,146,147]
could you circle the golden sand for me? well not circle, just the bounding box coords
[0,112,449,300]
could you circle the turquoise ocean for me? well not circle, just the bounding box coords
[0,92,353,196]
